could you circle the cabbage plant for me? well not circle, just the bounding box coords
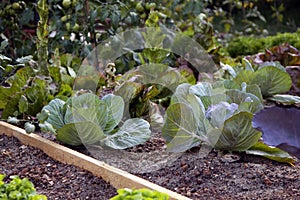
[162,81,264,152]
[114,63,189,118]
[221,61,292,97]
[38,93,151,149]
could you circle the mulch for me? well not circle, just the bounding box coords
[0,134,117,200]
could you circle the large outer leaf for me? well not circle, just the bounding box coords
[18,95,28,113]
[64,93,108,128]
[131,64,181,104]
[56,121,105,146]
[102,94,124,133]
[65,93,101,109]
[252,106,300,159]
[186,94,206,120]
[253,66,292,97]
[170,84,207,134]
[246,142,295,165]
[214,112,262,151]
[103,118,151,149]
[268,94,300,105]
[1,93,21,119]
[41,99,65,130]
[162,103,204,152]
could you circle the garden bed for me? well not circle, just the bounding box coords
[1,122,299,199]
[87,132,300,199]
[0,134,117,199]
[1,1,300,199]
[0,121,191,200]
[137,149,300,199]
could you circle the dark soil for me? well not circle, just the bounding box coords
[34,130,300,199]
[0,129,300,200]
[137,148,300,199]
[0,134,117,200]
[287,66,300,96]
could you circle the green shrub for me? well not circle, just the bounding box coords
[0,174,47,200]
[227,31,300,57]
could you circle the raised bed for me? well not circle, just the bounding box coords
[1,121,300,199]
[0,121,191,200]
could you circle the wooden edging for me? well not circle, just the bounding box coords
[0,121,191,200]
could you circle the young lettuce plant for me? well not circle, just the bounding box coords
[38,93,151,149]
[110,188,169,200]
[0,174,47,200]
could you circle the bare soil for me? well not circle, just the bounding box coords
[1,129,299,200]
[105,133,300,199]
[0,134,117,200]
[137,148,300,199]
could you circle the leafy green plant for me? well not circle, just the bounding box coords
[47,0,167,58]
[162,81,295,164]
[218,60,292,97]
[114,62,192,119]
[246,142,295,165]
[206,0,298,35]
[162,81,263,152]
[110,188,169,200]
[0,54,74,119]
[0,174,47,200]
[106,26,198,118]
[38,93,151,148]
[0,57,42,118]
[233,65,292,97]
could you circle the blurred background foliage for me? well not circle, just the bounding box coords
[0,0,299,59]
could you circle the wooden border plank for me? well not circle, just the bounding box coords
[0,121,192,200]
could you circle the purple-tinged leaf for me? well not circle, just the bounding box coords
[252,106,300,158]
